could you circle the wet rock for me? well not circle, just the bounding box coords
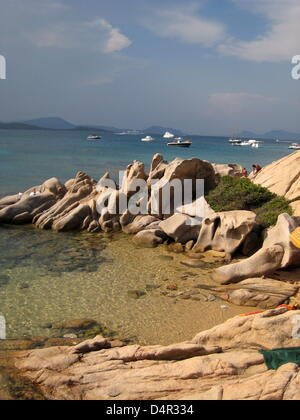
[19,283,30,290]
[166,284,178,291]
[52,319,98,331]
[0,274,10,287]
[133,229,167,248]
[158,255,174,261]
[127,290,146,300]
[121,215,159,234]
[145,284,160,291]
[211,278,299,309]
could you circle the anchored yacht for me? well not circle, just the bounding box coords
[163,131,175,139]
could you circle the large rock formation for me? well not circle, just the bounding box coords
[11,308,300,400]
[212,163,243,178]
[0,178,66,224]
[214,213,300,284]
[251,151,300,201]
[0,155,217,237]
[193,211,257,256]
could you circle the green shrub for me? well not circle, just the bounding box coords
[206,176,292,227]
[255,197,293,228]
[206,176,275,212]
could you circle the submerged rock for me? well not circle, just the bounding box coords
[0,274,10,287]
[127,290,146,299]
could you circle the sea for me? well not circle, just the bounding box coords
[0,129,294,348]
[0,129,293,197]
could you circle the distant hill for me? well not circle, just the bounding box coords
[144,126,185,136]
[0,121,43,130]
[23,117,76,130]
[263,130,300,141]
[71,125,112,133]
[240,130,300,141]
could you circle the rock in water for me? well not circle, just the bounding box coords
[211,278,299,309]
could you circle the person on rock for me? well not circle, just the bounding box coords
[252,164,262,175]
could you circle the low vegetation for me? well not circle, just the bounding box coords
[206,176,292,227]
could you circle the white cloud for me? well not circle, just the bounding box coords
[32,18,132,54]
[219,0,300,62]
[97,19,132,53]
[145,4,226,48]
[1,1,132,54]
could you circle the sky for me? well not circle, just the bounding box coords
[0,0,300,135]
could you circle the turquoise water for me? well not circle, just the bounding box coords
[0,129,293,197]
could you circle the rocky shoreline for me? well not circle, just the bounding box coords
[1,151,300,399]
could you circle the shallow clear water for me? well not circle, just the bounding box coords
[0,225,254,346]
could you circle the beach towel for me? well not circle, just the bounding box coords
[259,347,300,370]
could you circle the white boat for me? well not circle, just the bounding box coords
[163,131,175,139]
[87,135,102,140]
[237,139,263,147]
[289,143,300,150]
[141,135,155,142]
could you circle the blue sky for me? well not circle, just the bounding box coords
[0,0,299,135]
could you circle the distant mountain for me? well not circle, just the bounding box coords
[71,125,112,133]
[240,130,300,141]
[23,117,76,130]
[93,125,127,133]
[263,130,300,141]
[0,121,43,130]
[144,126,185,136]
[22,118,122,132]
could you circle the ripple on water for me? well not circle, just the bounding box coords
[0,225,254,346]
